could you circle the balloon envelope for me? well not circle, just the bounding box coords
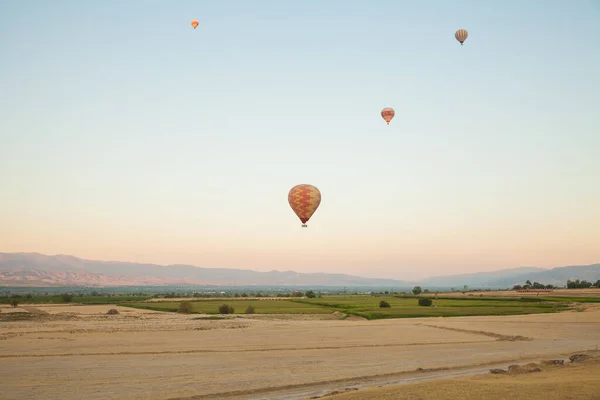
[191,20,199,29]
[455,29,468,45]
[288,184,322,227]
[381,107,395,125]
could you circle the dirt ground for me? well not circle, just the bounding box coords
[326,352,600,400]
[1,303,599,400]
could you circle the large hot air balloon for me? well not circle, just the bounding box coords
[381,107,395,125]
[455,29,468,45]
[288,184,321,227]
[191,20,199,29]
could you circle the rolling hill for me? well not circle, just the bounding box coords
[0,252,416,288]
[0,252,598,288]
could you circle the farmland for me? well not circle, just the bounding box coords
[123,294,572,319]
[125,298,334,315]
[2,289,600,400]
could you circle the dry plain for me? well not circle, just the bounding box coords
[1,300,600,400]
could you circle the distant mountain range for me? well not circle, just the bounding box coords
[0,252,598,289]
[0,252,415,288]
[420,267,547,288]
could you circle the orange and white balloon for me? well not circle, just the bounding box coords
[381,107,395,125]
[288,184,322,227]
[191,20,199,29]
[455,29,468,45]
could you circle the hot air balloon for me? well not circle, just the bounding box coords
[455,29,468,45]
[288,184,321,227]
[381,107,395,125]
[191,20,199,29]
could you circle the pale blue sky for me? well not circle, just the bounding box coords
[1,0,599,280]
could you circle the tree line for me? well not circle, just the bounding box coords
[512,279,600,290]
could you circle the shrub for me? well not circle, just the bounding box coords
[10,299,19,308]
[61,293,73,303]
[218,304,234,314]
[418,298,432,307]
[379,300,391,308]
[245,305,256,314]
[179,301,193,314]
[305,290,316,298]
[106,308,120,315]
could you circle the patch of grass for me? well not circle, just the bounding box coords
[122,295,570,320]
[291,295,568,320]
[535,296,600,303]
[0,295,152,305]
[123,299,334,315]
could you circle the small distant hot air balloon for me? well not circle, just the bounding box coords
[288,184,322,228]
[191,20,199,29]
[455,29,468,45]
[381,107,395,125]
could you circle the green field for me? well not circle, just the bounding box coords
[293,296,568,319]
[0,295,152,305]
[124,299,334,315]
[122,295,570,320]
[520,296,600,303]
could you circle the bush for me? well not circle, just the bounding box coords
[218,304,234,314]
[245,305,256,314]
[305,290,316,298]
[418,298,433,307]
[10,299,19,308]
[179,301,193,314]
[106,308,120,315]
[61,293,73,302]
[379,300,391,308]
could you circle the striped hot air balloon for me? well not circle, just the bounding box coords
[288,184,321,227]
[455,29,468,45]
[381,107,395,125]
[191,20,199,29]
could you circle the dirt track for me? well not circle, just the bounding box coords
[1,303,599,400]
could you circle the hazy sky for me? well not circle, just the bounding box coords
[1,0,599,281]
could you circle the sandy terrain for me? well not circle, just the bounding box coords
[327,352,600,400]
[1,303,599,400]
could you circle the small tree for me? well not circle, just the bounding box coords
[412,286,422,295]
[379,300,391,308]
[10,299,19,308]
[61,293,73,303]
[305,290,316,298]
[245,305,256,314]
[418,298,432,307]
[218,304,234,314]
[179,301,193,314]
